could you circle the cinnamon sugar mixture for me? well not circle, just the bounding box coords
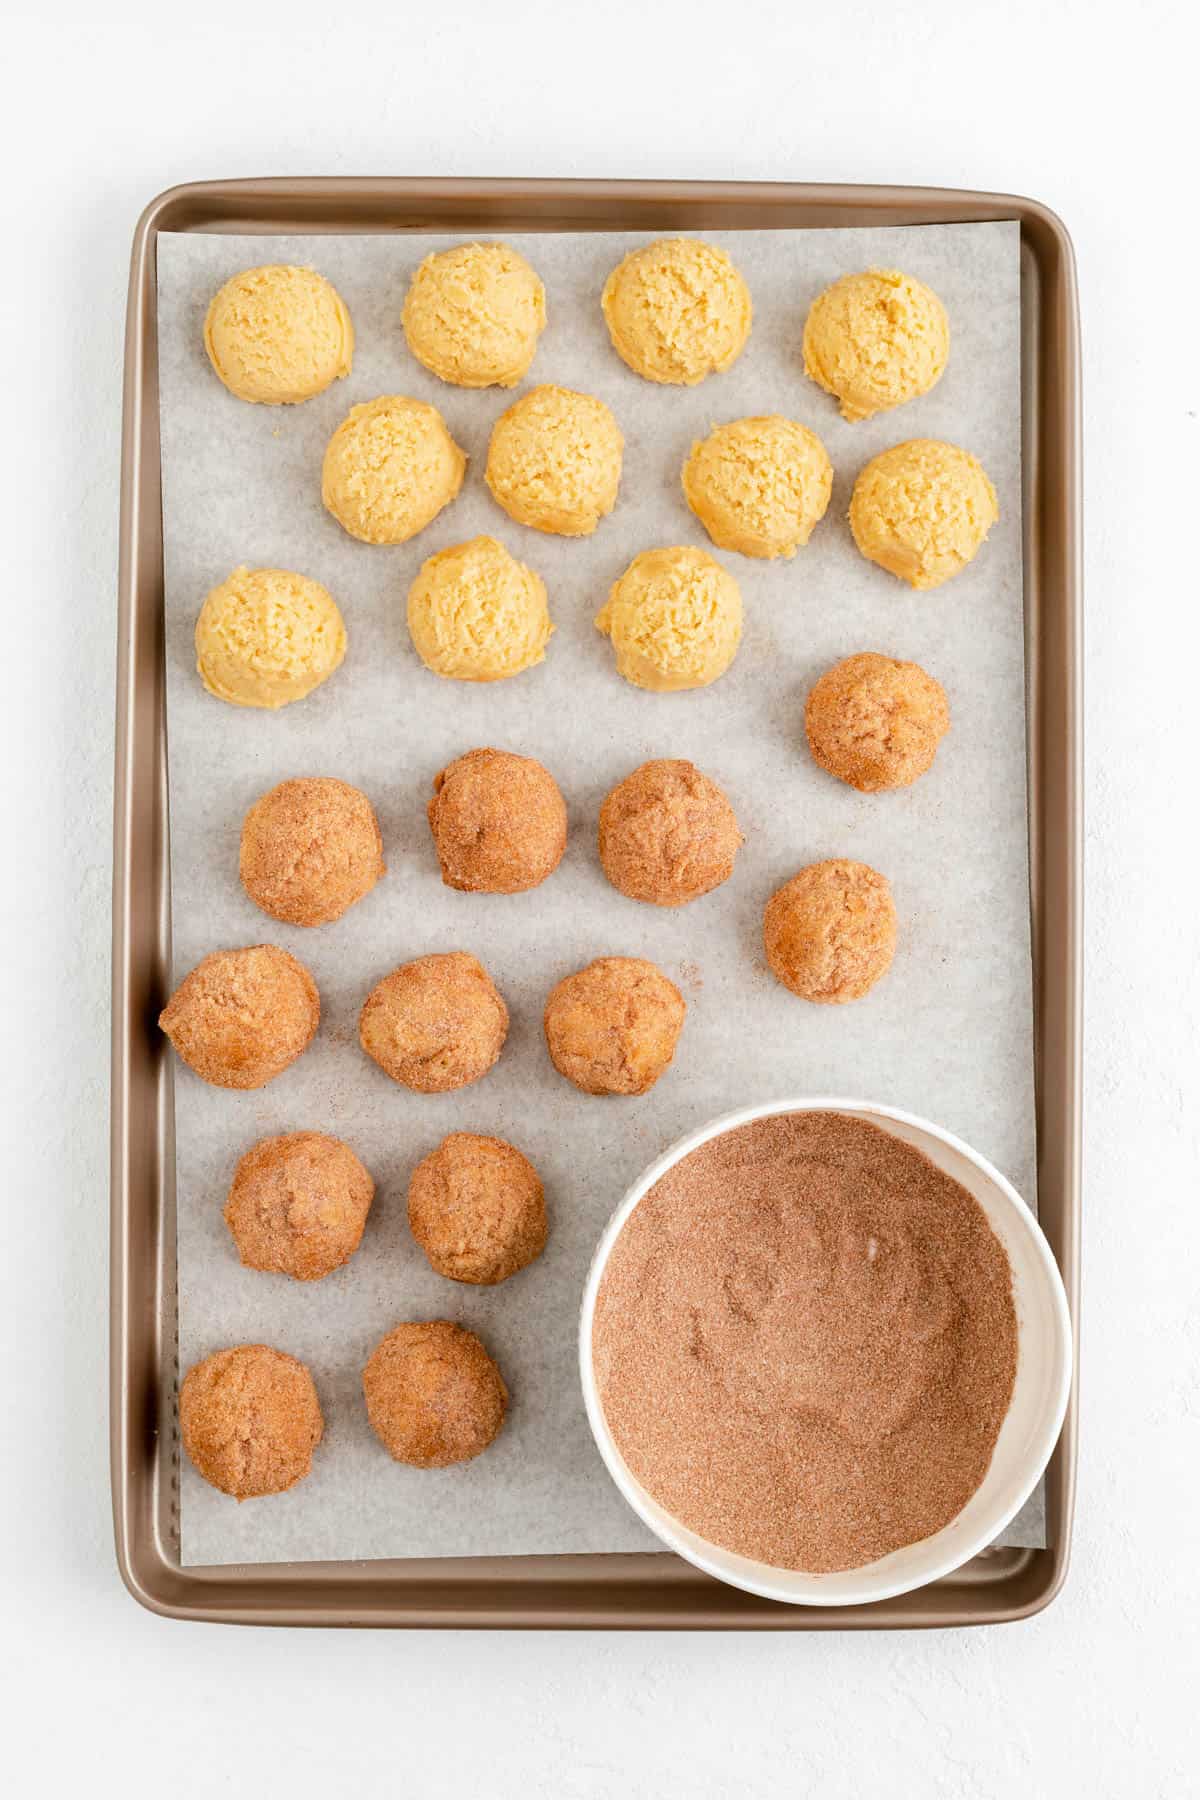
[593,1112,1017,1572]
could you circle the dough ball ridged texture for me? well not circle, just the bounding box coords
[407,536,552,681]
[322,395,465,545]
[204,264,353,405]
[764,860,897,1004]
[239,777,384,926]
[224,1131,375,1282]
[363,1321,507,1467]
[596,546,742,692]
[180,1345,323,1499]
[402,242,546,388]
[195,566,346,709]
[850,439,998,590]
[602,238,752,385]
[159,946,319,1089]
[428,748,566,893]
[803,267,949,423]
[599,760,742,907]
[544,956,685,1096]
[485,384,623,537]
[682,415,832,559]
[359,952,508,1093]
[805,653,950,792]
[408,1133,547,1285]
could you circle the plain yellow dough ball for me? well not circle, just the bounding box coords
[803,268,949,422]
[322,395,466,545]
[601,238,752,385]
[849,439,999,590]
[195,566,347,708]
[595,546,743,692]
[407,536,553,681]
[402,242,547,388]
[485,384,623,537]
[203,265,353,406]
[682,415,833,559]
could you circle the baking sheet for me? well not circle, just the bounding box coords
[156,221,1039,1566]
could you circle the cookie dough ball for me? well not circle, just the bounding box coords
[599,760,742,907]
[596,546,742,692]
[428,748,566,893]
[601,238,752,385]
[682,415,833,560]
[240,777,385,926]
[407,536,553,681]
[159,946,319,1089]
[485,384,623,537]
[805,652,950,792]
[803,268,949,423]
[359,952,508,1093]
[402,241,546,388]
[363,1321,507,1468]
[204,265,353,406]
[195,566,346,710]
[224,1132,375,1281]
[322,395,466,545]
[408,1133,547,1285]
[850,439,998,590]
[180,1345,323,1498]
[544,956,685,1096]
[764,860,897,1004]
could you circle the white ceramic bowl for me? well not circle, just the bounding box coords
[579,1097,1073,1608]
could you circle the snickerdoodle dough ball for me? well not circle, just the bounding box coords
[805,652,950,792]
[204,265,353,406]
[602,238,752,385]
[544,956,686,1096]
[363,1321,507,1468]
[803,268,949,422]
[195,566,346,710]
[596,546,742,692]
[428,748,566,894]
[485,384,623,537]
[402,242,546,388]
[407,536,553,681]
[180,1345,324,1499]
[764,860,897,1004]
[850,439,998,590]
[682,415,833,560]
[224,1132,375,1281]
[240,777,385,926]
[322,395,466,545]
[359,952,508,1093]
[408,1133,547,1285]
[159,946,319,1089]
[599,760,742,907]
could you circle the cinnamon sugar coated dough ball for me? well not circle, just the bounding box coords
[544,957,686,1096]
[682,415,833,560]
[428,748,566,893]
[402,242,546,389]
[595,546,742,692]
[850,439,998,590]
[599,760,742,907]
[180,1345,323,1499]
[322,395,466,545]
[485,384,623,537]
[764,860,897,1004]
[159,946,319,1089]
[363,1321,507,1468]
[408,1133,547,1285]
[359,952,508,1093]
[407,536,553,681]
[195,566,346,709]
[805,653,950,792]
[240,777,385,926]
[224,1132,375,1281]
[204,265,353,406]
[601,238,752,385]
[803,268,949,422]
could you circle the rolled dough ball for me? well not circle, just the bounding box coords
[239,777,385,926]
[359,951,508,1093]
[805,652,950,792]
[682,415,833,559]
[224,1131,375,1281]
[407,536,553,681]
[601,238,752,385]
[595,545,742,692]
[322,395,465,545]
[408,1133,547,1285]
[803,267,949,422]
[849,439,998,590]
[362,1321,507,1467]
[764,860,897,1003]
[544,956,685,1096]
[428,748,566,893]
[402,241,546,388]
[485,384,623,536]
[203,264,353,405]
[194,566,346,710]
[180,1345,323,1498]
[159,945,319,1089]
[598,759,742,907]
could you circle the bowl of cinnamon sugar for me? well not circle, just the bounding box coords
[581,1098,1072,1607]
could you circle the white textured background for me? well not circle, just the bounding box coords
[4,2,1196,1794]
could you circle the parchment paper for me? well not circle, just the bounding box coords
[157,221,1039,1566]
